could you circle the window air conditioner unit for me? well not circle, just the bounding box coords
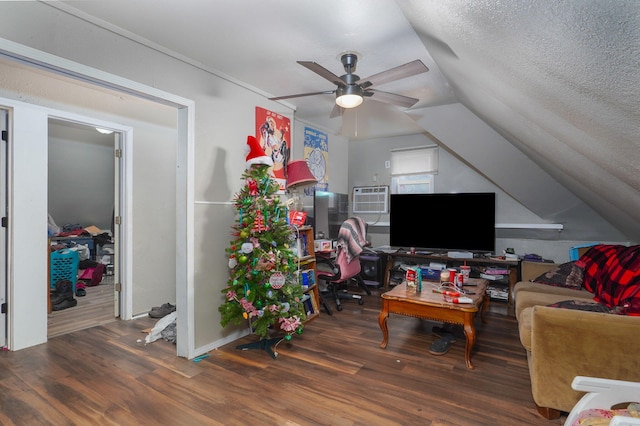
[352,186,389,214]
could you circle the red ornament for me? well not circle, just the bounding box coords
[248,179,258,195]
[252,210,268,233]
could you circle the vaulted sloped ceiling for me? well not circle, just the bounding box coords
[397,1,639,241]
[19,0,640,241]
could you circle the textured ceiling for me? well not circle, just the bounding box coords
[40,1,640,240]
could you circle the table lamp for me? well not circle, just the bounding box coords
[286,159,317,212]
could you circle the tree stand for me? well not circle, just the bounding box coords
[236,336,284,359]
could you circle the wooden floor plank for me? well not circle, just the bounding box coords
[2,286,567,425]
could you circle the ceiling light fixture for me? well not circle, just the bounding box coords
[335,84,363,109]
[95,127,114,135]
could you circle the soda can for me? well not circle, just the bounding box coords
[456,272,464,290]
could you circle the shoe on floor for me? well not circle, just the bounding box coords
[429,334,455,356]
[432,326,457,343]
[52,298,78,311]
[151,303,176,313]
[76,288,86,297]
[50,290,75,306]
[148,303,176,318]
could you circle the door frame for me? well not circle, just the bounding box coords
[47,115,131,321]
[0,108,7,349]
[0,38,195,358]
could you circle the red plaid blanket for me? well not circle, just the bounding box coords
[576,244,640,315]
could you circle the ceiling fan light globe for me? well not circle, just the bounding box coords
[336,94,363,108]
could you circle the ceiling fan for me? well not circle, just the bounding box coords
[269,52,429,118]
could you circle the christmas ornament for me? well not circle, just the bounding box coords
[228,255,237,268]
[248,179,258,195]
[270,271,286,289]
[238,255,248,264]
[252,211,268,233]
[241,242,253,254]
[284,334,292,341]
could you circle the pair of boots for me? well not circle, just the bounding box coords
[51,279,78,311]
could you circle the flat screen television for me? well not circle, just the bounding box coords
[389,192,496,253]
[312,190,349,240]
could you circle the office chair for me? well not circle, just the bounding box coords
[316,217,371,311]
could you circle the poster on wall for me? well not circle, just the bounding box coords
[255,107,290,192]
[303,126,328,193]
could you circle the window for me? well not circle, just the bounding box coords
[391,174,434,194]
[390,145,438,194]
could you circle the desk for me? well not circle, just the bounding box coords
[382,251,519,304]
[378,278,488,369]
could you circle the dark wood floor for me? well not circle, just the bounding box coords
[1,286,567,425]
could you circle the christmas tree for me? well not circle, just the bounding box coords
[219,136,306,356]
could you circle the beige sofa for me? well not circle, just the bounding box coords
[514,261,640,420]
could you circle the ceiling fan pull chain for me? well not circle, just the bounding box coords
[355,109,358,137]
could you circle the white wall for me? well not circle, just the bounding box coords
[348,116,629,263]
[0,2,350,353]
[48,121,115,231]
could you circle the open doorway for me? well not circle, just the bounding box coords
[0,43,193,356]
[47,118,121,337]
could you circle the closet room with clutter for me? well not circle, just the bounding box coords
[47,119,116,335]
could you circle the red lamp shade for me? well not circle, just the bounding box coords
[286,159,317,190]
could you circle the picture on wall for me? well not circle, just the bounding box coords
[256,107,291,192]
[303,126,328,193]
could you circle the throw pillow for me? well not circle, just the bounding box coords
[547,299,612,313]
[531,261,584,290]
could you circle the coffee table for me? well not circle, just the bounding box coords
[378,278,489,369]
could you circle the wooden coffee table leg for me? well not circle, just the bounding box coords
[462,313,476,370]
[480,293,489,323]
[378,300,389,349]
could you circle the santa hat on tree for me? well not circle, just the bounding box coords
[245,135,274,169]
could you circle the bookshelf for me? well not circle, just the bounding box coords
[293,226,320,322]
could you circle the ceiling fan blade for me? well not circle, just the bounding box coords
[269,90,335,101]
[297,61,345,86]
[329,104,344,118]
[369,89,419,108]
[359,60,429,89]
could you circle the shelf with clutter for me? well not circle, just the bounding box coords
[382,251,520,303]
[291,226,320,322]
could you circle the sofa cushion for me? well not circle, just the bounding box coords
[514,281,594,319]
[531,261,584,290]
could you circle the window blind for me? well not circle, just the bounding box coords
[390,145,438,175]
